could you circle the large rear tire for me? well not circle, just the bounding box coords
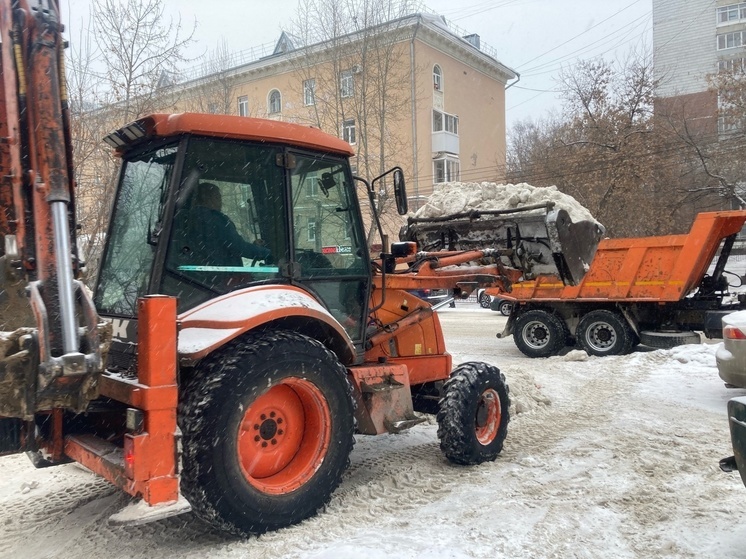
[513,309,568,358]
[437,362,510,465]
[179,330,355,536]
[576,310,635,356]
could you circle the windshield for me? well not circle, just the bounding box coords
[94,144,177,316]
[160,138,287,311]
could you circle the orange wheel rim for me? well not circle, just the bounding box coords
[237,378,332,495]
[475,388,501,445]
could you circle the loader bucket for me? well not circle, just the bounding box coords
[402,204,605,286]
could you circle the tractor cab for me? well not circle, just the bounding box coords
[95,114,373,363]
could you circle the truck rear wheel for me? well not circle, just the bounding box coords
[179,330,355,536]
[513,309,568,358]
[437,362,510,465]
[576,310,634,356]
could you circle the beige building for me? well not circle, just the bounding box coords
[166,11,517,226]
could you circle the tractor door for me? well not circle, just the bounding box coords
[287,151,371,348]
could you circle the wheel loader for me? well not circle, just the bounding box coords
[0,0,517,535]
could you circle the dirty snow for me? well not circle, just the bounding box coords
[1,304,745,559]
[414,181,601,227]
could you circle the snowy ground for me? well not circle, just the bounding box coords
[2,303,746,559]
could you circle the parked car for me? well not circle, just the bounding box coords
[476,288,513,315]
[720,396,746,488]
[716,310,746,388]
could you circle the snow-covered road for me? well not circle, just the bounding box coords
[2,304,745,559]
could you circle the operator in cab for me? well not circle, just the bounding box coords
[191,182,271,266]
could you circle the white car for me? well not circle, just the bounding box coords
[716,310,746,388]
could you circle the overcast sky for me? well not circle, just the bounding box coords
[61,0,653,128]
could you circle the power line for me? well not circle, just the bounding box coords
[515,0,647,69]
[519,13,651,76]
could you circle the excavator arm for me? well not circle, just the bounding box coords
[0,0,108,421]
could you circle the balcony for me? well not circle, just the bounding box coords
[432,131,459,154]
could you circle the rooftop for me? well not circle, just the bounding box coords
[176,5,506,84]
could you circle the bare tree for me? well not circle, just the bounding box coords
[66,0,196,282]
[181,40,238,115]
[66,18,118,280]
[289,0,417,246]
[508,53,685,237]
[92,0,195,122]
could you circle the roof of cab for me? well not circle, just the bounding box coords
[105,112,355,157]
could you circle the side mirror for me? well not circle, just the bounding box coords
[393,168,407,215]
[371,166,408,216]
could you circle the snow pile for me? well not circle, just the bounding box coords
[414,182,601,226]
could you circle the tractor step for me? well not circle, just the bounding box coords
[109,495,192,526]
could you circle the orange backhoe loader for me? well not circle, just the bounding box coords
[0,0,518,535]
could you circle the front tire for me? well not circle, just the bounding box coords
[179,330,355,536]
[437,362,510,465]
[513,309,568,358]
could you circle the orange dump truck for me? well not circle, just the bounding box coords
[498,210,746,357]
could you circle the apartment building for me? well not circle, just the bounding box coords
[653,0,746,135]
[167,12,517,219]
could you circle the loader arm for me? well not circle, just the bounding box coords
[372,247,522,295]
[0,0,108,421]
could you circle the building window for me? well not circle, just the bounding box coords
[717,30,746,50]
[433,156,460,184]
[433,64,442,91]
[306,174,318,197]
[303,79,316,106]
[268,89,282,114]
[307,218,317,242]
[719,57,746,71]
[717,3,746,25]
[340,70,354,98]
[343,118,356,144]
[237,96,248,117]
[432,110,458,134]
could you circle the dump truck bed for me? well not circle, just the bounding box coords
[507,210,746,303]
